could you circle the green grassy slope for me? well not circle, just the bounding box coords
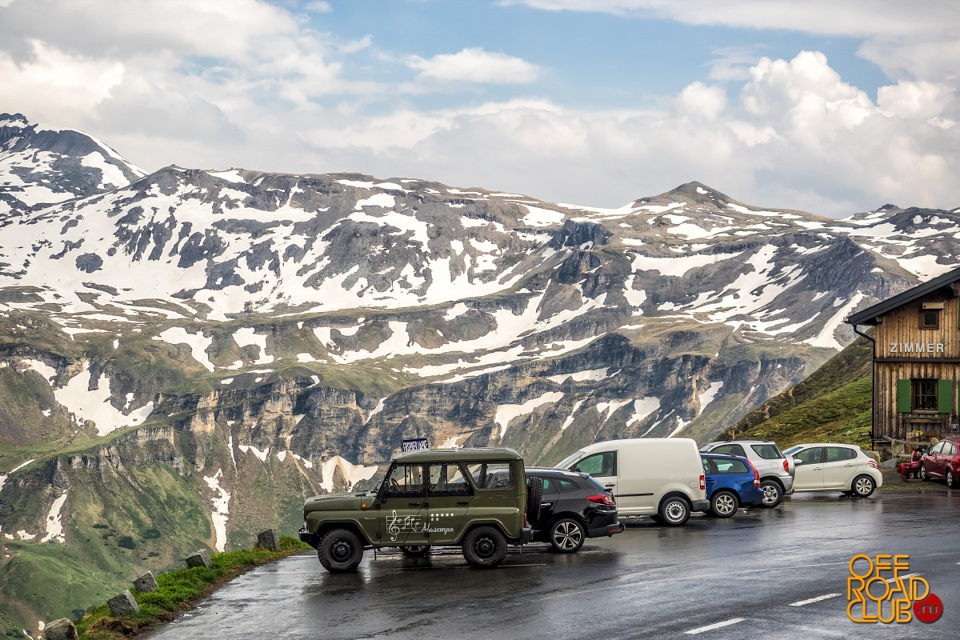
[720,335,874,449]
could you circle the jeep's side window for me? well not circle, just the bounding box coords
[468,462,515,490]
[384,463,425,496]
[428,463,472,496]
[573,451,616,477]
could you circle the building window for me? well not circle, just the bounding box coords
[921,309,940,329]
[912,379,938,411]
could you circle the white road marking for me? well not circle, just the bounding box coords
[789,593,841,607]
[887,572,918,583]
[685,618,745,635]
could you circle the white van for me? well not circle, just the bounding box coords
[554,438,709,526]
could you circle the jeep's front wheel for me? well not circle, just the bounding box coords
[318,529,363,572]
[462,526,507,568]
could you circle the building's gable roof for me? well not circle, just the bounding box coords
[847,265,960,326]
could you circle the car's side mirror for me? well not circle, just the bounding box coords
[793,458,803,465]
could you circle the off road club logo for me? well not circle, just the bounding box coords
[847,554,943,624]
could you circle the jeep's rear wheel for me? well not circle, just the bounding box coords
[462,526,507,568]
[318,529,363,573]
[399,545,431,557]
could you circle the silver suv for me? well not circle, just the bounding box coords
[700,440,795,508]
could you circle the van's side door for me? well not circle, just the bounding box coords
[570,450,627,508]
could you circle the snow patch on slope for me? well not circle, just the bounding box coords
[495,392,564,440]
[319,456,378,493]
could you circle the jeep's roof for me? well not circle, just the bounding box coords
[394,447,523,463]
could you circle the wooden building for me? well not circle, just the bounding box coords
[847,266,960,444]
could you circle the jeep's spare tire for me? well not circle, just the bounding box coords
[462,526,508,568]
[526,476,543,523]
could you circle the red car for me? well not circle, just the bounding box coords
[920,438,960,488]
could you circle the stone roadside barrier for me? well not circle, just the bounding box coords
[45,532,285,634]
[133,571,159,593]
[185,548,212,569]
[42,618,78,640]
[107,590,140,617]
[257,528,280,551]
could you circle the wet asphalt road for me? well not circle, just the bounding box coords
[146,490,960,640]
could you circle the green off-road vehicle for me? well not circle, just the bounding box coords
[299,448,539,571]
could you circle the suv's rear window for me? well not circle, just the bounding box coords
[712,444,746,457]
[750,444,783,459]
[581,476,607,493]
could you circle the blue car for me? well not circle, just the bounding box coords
[701,453,763,518]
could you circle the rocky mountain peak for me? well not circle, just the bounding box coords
[0,113,146,220]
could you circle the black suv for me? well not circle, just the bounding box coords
[525,468,623,553]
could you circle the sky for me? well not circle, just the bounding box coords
[0,0,958,217]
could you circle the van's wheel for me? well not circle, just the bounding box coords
[657,496,691,526]
[759,479,783,508]
[710,490,739,518]
[318,529,363,572]
[852,475,876,498]
[399,545,431,557]
[462,526,507,568]
[526,476,544,523]
[548,518,586,553]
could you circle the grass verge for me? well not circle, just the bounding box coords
[74,536,311,639]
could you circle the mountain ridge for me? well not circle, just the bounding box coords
[1,112,959,636]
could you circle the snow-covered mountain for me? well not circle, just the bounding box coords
[4,110,960,460]
[1,112,959,634]
[0,113,144,221]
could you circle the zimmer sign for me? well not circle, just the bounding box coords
[888,342,945,354]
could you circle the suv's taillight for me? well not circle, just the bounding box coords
[587,494,615,506]
[699,474,705,491]
[748,460,761,487]
[783,459,790,473]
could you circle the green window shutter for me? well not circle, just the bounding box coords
[938,379,953,414]
[896,379,911,413]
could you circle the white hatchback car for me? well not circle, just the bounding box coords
[782,443,882,498]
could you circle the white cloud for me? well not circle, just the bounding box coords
[877,80,954,121]
[314,50,958,215]
[1,0,958,217]
[678,82,727,120]
[498,1,956,38]
[407,47,540,84]
[305,1,332,13]
[501,1,960,88]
